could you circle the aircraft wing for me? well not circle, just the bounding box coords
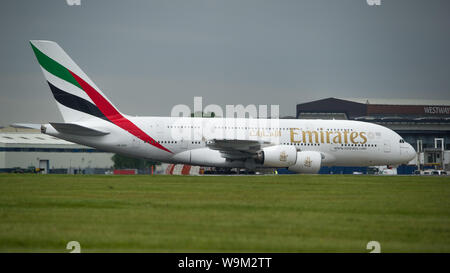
[206,139,271,160]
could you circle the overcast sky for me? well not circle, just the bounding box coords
[0,0,449,125]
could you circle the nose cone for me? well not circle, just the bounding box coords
[405,144,416,162]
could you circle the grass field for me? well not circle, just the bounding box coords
[0,173,449,252]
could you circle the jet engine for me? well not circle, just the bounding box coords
[255,145,297,167]
[288,151,322,174]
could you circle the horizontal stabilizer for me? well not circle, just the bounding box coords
[50,122,109,136]
[11,123,42,130]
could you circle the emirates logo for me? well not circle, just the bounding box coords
[304,156,312,168]
[279,151,288,162]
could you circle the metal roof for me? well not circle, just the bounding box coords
[339,98,450,106]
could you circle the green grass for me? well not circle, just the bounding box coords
[0,173,449,252]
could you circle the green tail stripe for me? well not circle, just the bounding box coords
[30,42,82,89]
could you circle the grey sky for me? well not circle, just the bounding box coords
[1,0,449,125]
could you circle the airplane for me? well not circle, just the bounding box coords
[26,40,416,174]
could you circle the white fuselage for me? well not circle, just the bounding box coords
[29,40,417,173]
[43,116,416,170]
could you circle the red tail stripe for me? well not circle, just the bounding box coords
[68,70,172,154]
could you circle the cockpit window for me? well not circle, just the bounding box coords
[399,139,405,143]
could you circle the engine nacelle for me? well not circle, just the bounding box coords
[255,145,297,167]
[288,151,322,174]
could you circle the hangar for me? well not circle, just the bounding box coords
[0,127,113,174]
[296,98,450,173]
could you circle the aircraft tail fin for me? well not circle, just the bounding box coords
[29,40,122,123]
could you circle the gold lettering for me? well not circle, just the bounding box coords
[288,129,369,145]
[290,128,301,143]
[343,130,349,144]
[360,132,367,144]
[350,132,358,144]
[304,131,319,143]
[333,131,342,144]
[326,131,332,144]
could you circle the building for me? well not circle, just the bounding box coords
[0,127,114,174]
[296,98,450,173]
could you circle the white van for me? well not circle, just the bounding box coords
[421,170,447,176]
[432,170,447,176]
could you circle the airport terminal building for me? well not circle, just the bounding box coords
[296,98,450,173]
[0,127,114,174]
